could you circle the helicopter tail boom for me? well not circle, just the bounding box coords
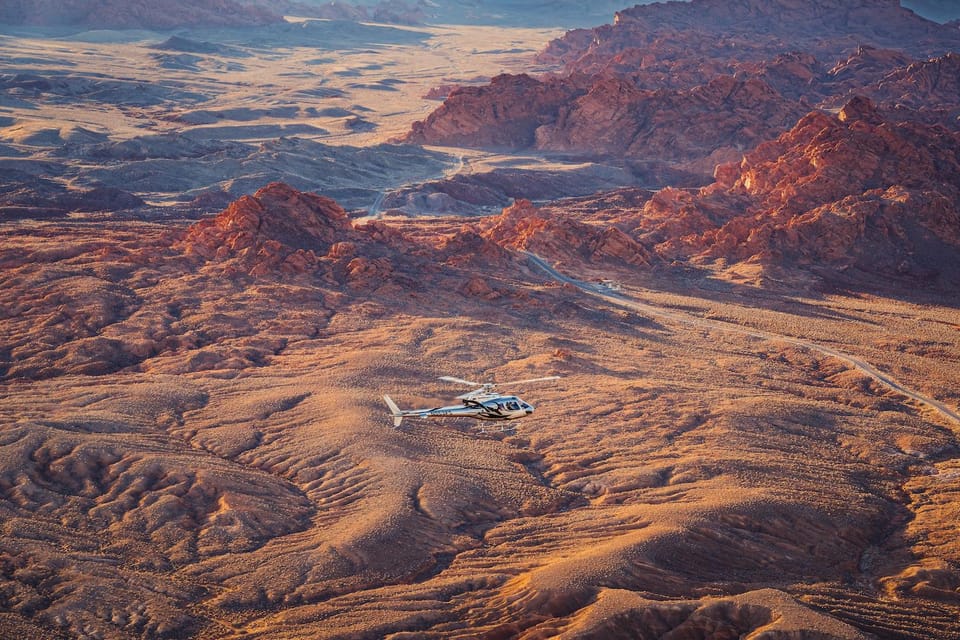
[383,395,404,427]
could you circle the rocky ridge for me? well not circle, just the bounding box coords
[181,182,356,278]
[405,73,591,150]
[862,51,960,115]
[534,75,807,170]
[0,181,550,381]
[698,98,960,278]
[405,0,960,183]
[532,97,960,286]
[543,0,960,70]
[0,134,449,218]
[483,198,652,268]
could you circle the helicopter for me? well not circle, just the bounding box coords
[383,375,560,429]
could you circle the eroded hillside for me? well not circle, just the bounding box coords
[2,182,960,638]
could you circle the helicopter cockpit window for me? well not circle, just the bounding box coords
[506,401,521,411]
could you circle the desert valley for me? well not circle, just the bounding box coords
[2,1,960,638]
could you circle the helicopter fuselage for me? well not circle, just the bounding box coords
[409,395,533,421]
[384,394,534,427]
[461,395,534,421]
[384,375,558,428]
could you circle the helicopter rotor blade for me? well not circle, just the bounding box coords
[495,376,561,386]
[438,375,482,387]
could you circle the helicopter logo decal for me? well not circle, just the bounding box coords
[383,375,560,429]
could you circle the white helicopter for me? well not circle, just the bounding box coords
[383,375,560,429]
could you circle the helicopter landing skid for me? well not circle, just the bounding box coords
[478,424,517,435]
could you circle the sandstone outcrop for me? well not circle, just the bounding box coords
[819,49,960,129]
[184,183,350,254]
[484,198,651,267]
[542,0,960,70]
[178,183,540,295]
[536,75,806,165]
[406,72,805,173]
[643,98,960,281]
[406,0,960,172]
[866,52,960,110]
[180,182,395,281]
[405,73,589,149]
[826,46,916,91]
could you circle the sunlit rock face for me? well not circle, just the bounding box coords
[407,0,960,183]
[641,98,960,281]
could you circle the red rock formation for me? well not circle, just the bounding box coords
[818,50,960,129]
[178,183,527,295]
[827,46,916,89]
[437,227,513,267]
[869,52,960,109]
[543,0,960,71]
[184,182,348,251]
[484,199,651,267]
[181,182,354,277]
[405,73,590,149]
[734,52,825,101]
[423,84,460,101]
[643,98,960,280]
[405,0,960,173]
[536,75,806,165]
[406,72,804,170]
[345,256,393,289]
[726,97,959,213]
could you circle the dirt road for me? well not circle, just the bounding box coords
[525,251,960,428]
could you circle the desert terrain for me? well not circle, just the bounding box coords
[3,1,960,639]
[1,7,603,217]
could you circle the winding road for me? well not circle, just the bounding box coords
[364,152,467,220]
[525,252,960,428]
